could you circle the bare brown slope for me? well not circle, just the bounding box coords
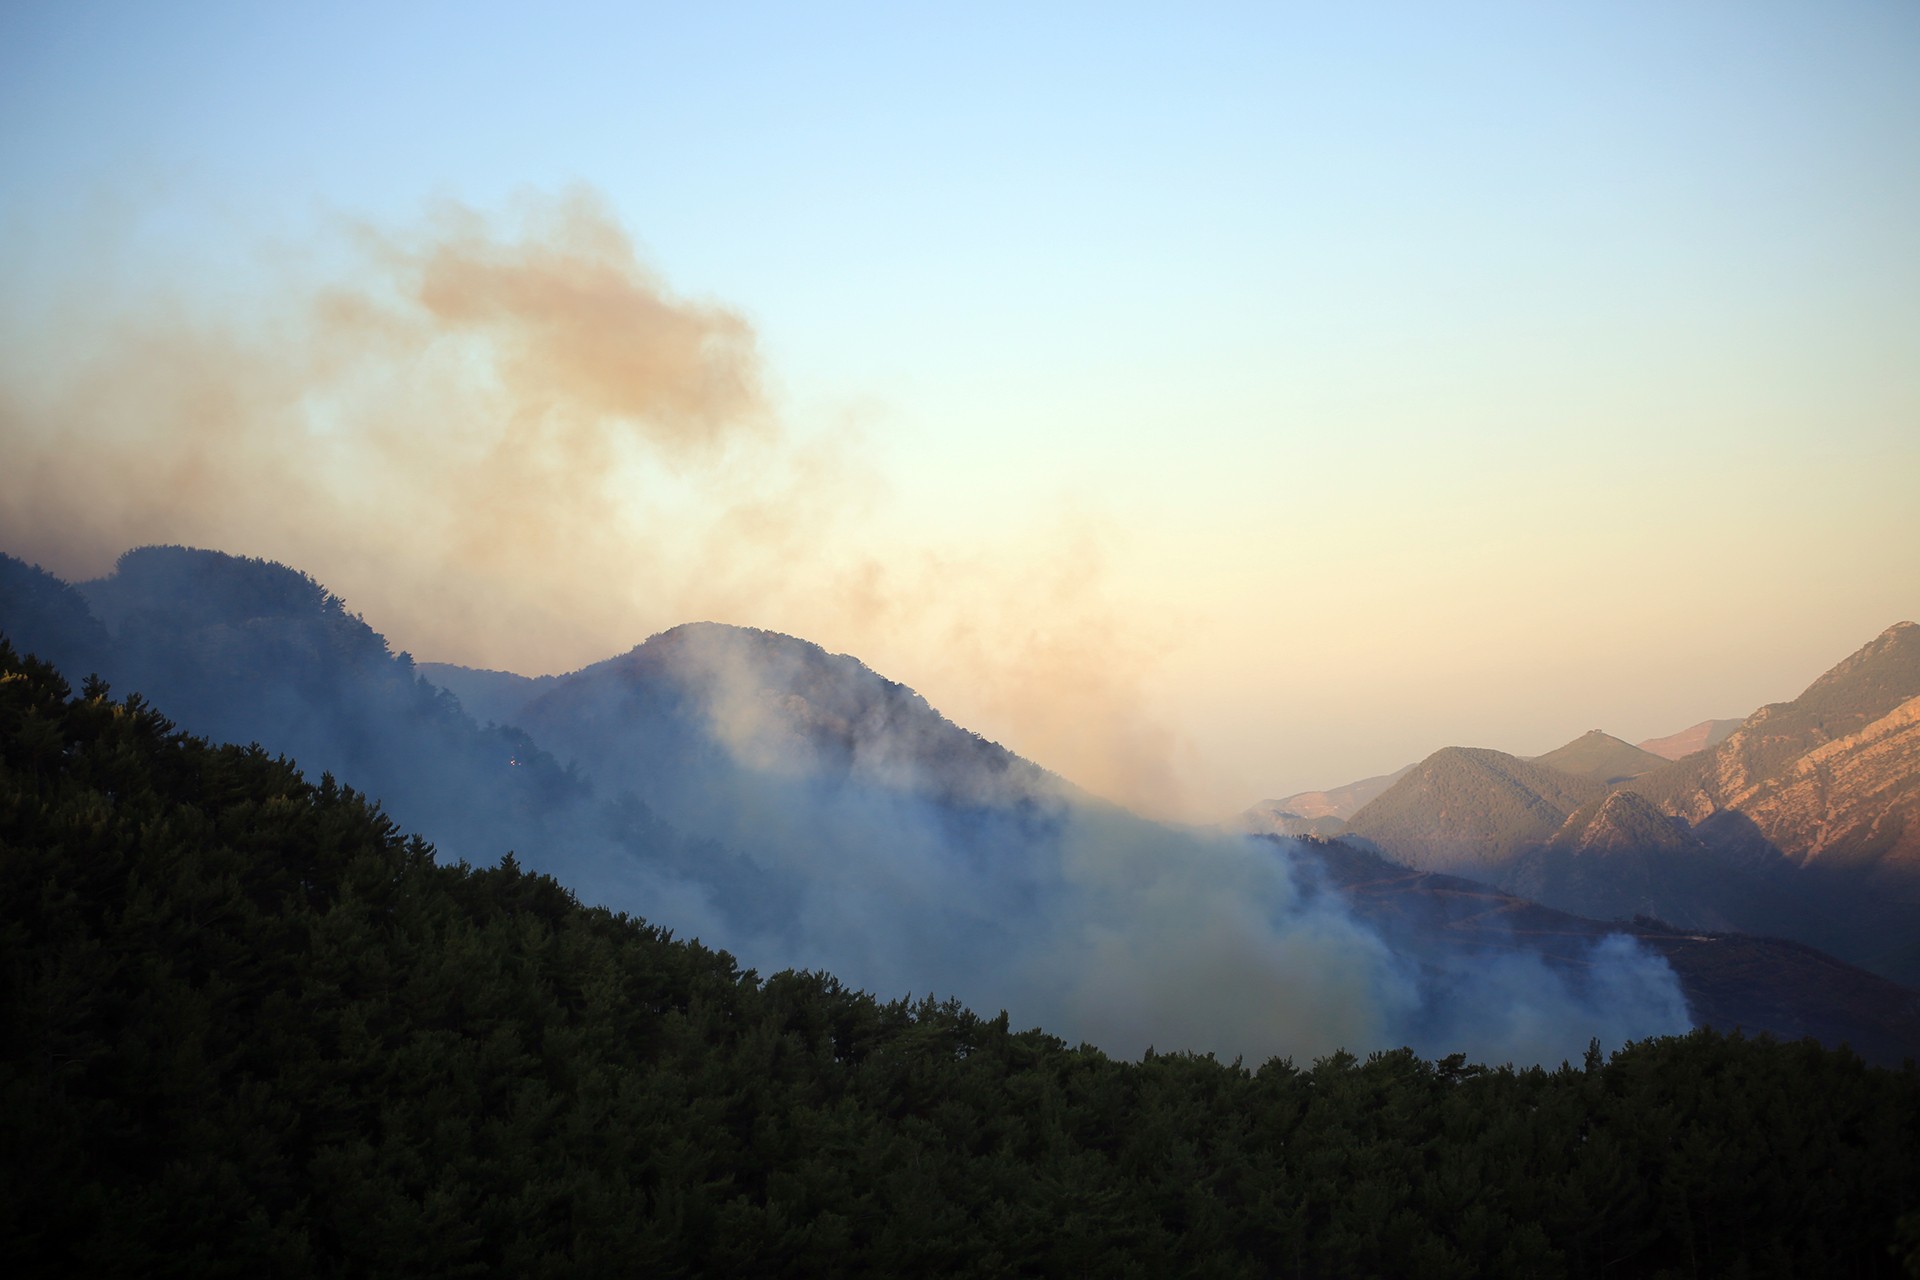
[1629,622,1920,879]
[1727,695,1920,875]
[1248,764,1415,823]
[1637,719,1742,761]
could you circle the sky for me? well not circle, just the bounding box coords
[2,1,1917,821]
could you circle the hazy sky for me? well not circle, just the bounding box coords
[3,2,1917,820]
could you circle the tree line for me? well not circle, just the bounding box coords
[3,636,1918,1277]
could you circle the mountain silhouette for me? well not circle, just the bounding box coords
[5,543,1915,1061]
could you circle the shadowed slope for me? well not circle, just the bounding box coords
[0,554,111,680]
[415,662,559,728]
[1285,837,1920,1067]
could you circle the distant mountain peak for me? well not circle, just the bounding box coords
[1236,763,1415,828]
[1531,730,1668,785]
[1342,745,1605,872]
[519,617,1067,813]
[1792,619,1920,707]
[1636,719,1742,761]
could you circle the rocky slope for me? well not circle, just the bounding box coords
[1627,623,1920,880]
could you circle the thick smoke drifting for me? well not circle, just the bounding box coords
[0,180,1697,1062]
[504,620,1692,1066]
[0,189,1194,817]
[0,190,768,655]
[1,548,1693,1066]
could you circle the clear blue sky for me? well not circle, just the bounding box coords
[4,2,1917,817]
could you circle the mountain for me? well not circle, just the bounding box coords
[1637,718,1742,761]
[0,555,110,679]
[1241,728,1668,861]
[415,661,558,727]
[1244,764,1413,823]
[512,621,1067,815]
[1235,803,1351,839]
[1630,622,1920,881]
[6,543,1912,1065]
[1234,763,1413,838]
[1614,623,1920,983]
[1321,622,1920,986]
[0,543,1713,1065]
[1502,789,1836,949]
[1530,729,1669,784]
[1286,837,1920,1067]
[10,638,1919,1276]
[1548,788,1699,858]
[57,546,594,864]
[0,547,711,916]
[1340,746,1606,873]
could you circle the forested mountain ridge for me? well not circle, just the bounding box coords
[0,548,766,932]
[5,639,1919,1277]
[1340,746,1606,871]
[1529,729,1669,784]
[3,545,1709,1066]
[414,661,559,729]
[5,543,1915,1061]
[0,547,588,865]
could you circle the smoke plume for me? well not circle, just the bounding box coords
[0,187,1194,816]
[493,617,1694,1066]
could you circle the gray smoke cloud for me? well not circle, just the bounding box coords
[1,545,1694,1067]
[501,620,1694,1067]
[0,190,1212,821]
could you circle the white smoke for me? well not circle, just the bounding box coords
[521,622,1695,1067]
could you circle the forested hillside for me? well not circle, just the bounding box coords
[2,545,1715,1067]
[5,640,1920,1276]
